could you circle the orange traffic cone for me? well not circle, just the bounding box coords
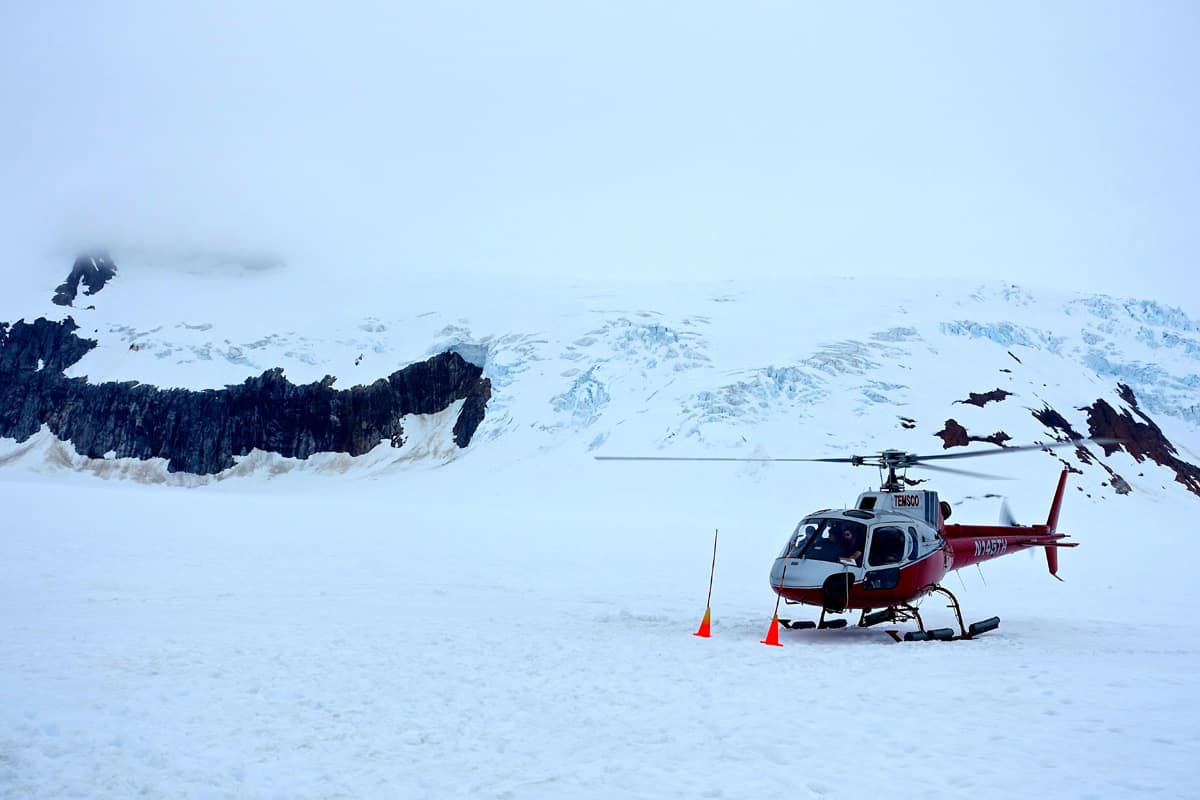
[760,614,783,647]
[693,607,712,638]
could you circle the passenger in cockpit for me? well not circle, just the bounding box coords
[838,527,863,566]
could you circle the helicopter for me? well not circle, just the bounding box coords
[598,441,1111,641]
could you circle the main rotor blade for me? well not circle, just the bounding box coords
[913,462,1012,480]
[595,439,1124,466]
[913,438,1120,463]
[593,455,857,463]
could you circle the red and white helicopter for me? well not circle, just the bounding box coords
[600,441,1110,641]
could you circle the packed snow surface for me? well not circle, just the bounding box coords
[3,463,1197,799]
[2,267,1199,797]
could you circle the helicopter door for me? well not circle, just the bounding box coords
[863,526,906,591]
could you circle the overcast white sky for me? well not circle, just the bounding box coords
[1,2,1197,301]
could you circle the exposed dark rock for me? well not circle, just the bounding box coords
[1007,351,1022,364]
[1028,404,1094,475]
[1073,445,1094,466]
[1084,383,1200,497]
[936,419,969,448]
[934,419,1011,449]
[453,376,492,447]
[898,416,916,430]
[1084,456,1130,495]
[1054,457,1084,475]
[955,388,1012,408]
[1,317,490,475]
[52,254,118,307]
[0,317,98,373]
[1117,384,1140,409]
[1031,404,1084,441]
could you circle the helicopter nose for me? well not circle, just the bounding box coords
[770,557,856,589]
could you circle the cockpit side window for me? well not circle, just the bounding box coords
[868,526,907,566]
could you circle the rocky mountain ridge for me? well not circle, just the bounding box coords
[0,315,491,475]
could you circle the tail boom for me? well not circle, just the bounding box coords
[942,468,1076,576]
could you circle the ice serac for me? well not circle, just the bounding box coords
[51,253,118,306]
[0,317,490,474]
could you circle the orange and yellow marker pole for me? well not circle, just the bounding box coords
[693,529,718,638]
[761,561,788,647]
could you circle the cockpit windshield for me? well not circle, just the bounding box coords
[780,517,868,566]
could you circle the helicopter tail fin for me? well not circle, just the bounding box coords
[1045,468,1069,535]
[1045,545,1061,580]
[1044,468,1070,580]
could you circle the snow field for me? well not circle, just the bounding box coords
[2,464,1197,799]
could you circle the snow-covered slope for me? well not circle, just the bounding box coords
[3,255,1199,495]
[2,257,1199,798]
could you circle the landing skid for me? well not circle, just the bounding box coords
[779,585,1001,642]
[778,607,848,630]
